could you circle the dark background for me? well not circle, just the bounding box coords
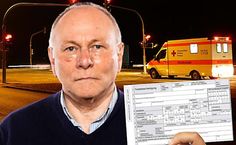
[0,0,235,66]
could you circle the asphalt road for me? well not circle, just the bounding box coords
[0,87,50,120]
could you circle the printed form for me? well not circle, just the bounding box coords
[124,79,233,145]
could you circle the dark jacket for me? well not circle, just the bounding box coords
[0,90,127,145]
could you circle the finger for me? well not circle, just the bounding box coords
[169,132,206,145]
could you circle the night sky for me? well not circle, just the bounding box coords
[0,0,235,65]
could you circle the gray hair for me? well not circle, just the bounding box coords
[49,2,122,47]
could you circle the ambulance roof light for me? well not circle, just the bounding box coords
[214,37,219,41]
[214,36,230,41]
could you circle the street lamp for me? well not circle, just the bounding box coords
[108,4,147,74]
[29,27,46,66]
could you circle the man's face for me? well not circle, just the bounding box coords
[48,7,123,99]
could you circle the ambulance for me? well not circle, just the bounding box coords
[146,36,234,79]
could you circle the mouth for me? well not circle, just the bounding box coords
[74,77,98,81]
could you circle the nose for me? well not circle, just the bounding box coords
[76,48,93,69]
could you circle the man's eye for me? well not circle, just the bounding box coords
[93,45,102,49]
[65,46,76,52]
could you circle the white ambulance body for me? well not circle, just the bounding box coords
[146,36,234,79]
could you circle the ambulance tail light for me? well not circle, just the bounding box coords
[212,65,234,78]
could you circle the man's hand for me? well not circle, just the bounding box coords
[169,132,206,145]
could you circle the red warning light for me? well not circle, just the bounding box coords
[5,34,12,42]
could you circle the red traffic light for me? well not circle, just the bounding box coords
[5,34,12,42]
[103,0,111,10]
[106,0,111,4]
[68,0,78,4]
[145,34,151,41]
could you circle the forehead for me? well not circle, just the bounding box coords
[53,6,115,35]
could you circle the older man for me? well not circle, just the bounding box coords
[0,2,205,145]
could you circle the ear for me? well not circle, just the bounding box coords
[117,42,124,72]
[48,47,57,77]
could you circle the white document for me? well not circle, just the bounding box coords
[124,79,234,145]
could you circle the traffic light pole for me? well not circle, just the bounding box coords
[1,25,7,83]
[29,27,46,66]
[1,2,69,83]
[109,5,147,74]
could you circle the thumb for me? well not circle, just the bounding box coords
[169,132,206,145]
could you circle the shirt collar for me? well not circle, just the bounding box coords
[60,87,118,133]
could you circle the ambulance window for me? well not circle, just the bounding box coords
[223,43,228,53]
[157,49,166,60]
[190,44,198,53]
[216,43,222,53]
